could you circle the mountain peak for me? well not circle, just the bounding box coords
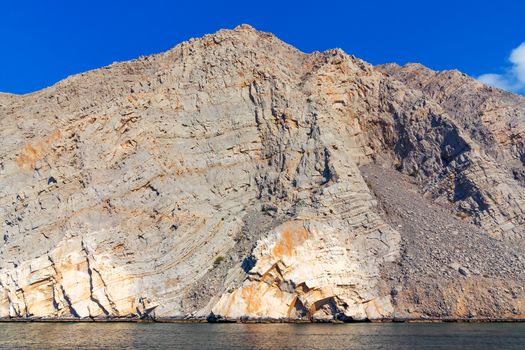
[233,23,258,32]
[0,26,524,322]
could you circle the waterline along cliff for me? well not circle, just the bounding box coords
[0,25,524,321]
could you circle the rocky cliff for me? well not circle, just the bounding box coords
[0,25,523,321]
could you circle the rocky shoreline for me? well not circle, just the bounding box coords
[0,317,524,323]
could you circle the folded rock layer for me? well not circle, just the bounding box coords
[0,25,523,321]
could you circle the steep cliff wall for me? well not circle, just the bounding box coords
[0,25,523,321]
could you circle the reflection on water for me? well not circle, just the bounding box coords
[0,322,524,349]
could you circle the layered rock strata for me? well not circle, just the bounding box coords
[0,25,523,321]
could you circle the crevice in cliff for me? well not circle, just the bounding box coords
[308,296,339,319]
[286,296,308,318]
[59,285,80,318]
[19,288,31,317]
[6,293,20,317]
[81,240,110,316]
[46,256,62,313]
[50,280,61,312]
[320,148,333,185]
[92,266,119,314]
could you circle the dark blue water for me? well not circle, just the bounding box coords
[0,322,523,349]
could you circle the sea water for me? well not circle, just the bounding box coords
[0,322,523,349]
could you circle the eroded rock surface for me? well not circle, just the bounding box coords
[0,25,523,321]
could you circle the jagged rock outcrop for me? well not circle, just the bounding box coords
[0,25,523,321]
[376,63,525,240]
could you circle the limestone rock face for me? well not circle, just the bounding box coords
[377,63,525,240]
[213,220,397,320]
[0,25,523,320]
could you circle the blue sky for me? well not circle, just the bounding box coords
[1,0,525,94]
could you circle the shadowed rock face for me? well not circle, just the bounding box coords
[0,25,523,321]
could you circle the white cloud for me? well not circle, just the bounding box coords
[478,73,515,91]
[477,42,525,94]
[510,42,525,83]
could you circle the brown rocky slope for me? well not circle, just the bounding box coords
[0,25,523,321]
